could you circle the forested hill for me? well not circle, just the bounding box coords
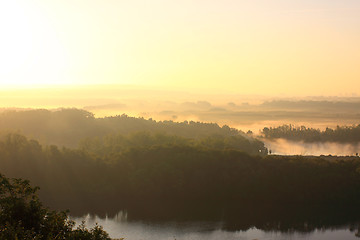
[0,108,266,155]
[1,133,360,225]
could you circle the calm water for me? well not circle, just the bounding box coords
[71,213,360,240]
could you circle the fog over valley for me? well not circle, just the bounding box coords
[1,86,360,135]
[2,0,360,238]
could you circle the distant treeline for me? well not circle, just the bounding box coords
[0,108,265,154]
[1,132,360,227]
[262,124,360,143]
[79,131,266,156]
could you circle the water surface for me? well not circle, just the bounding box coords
[71,213,360,240]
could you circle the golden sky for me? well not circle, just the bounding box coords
[0,0,359,96]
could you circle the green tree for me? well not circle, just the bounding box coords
[0,173,111,240]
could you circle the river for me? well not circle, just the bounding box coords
[71,213,360,240]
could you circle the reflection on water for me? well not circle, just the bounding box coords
[71,212,359,240]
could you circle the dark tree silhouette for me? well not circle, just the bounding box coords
[0,173,112,240]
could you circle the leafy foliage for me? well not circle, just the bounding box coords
[0,173,111,240]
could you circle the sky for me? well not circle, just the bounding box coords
[0,0,359,96]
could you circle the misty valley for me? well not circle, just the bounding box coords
[2,0,360,238]
[1,108,360,239]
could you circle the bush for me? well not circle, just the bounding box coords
[0,173,111,240]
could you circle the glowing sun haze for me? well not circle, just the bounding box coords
[0,0,359,96]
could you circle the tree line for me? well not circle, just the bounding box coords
[1,132,360,229]
[79,131,267,157]
[0,108,257,149]
[262,124,360,143]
